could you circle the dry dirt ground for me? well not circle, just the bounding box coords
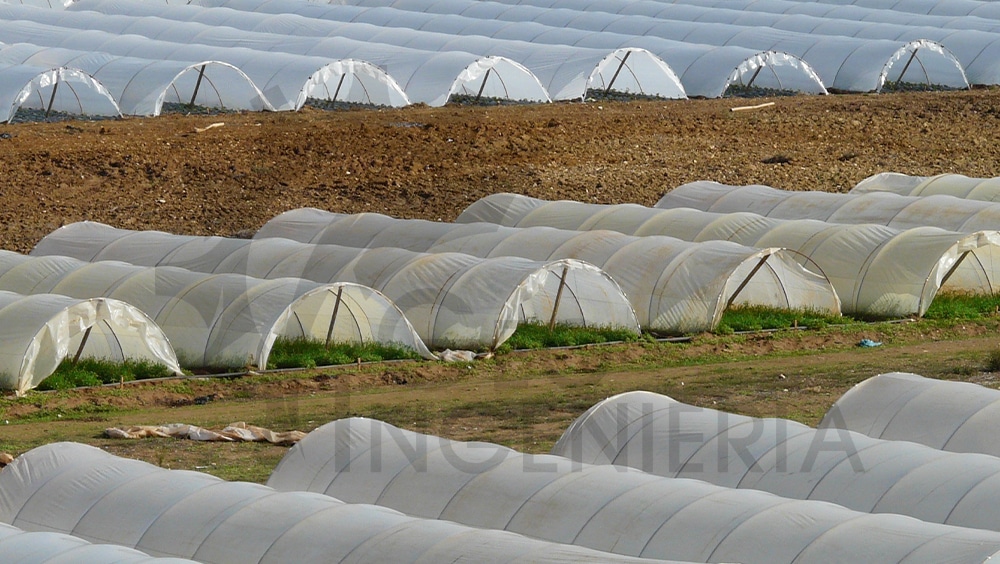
[3,88,1000,475]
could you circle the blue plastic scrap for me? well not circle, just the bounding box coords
[857,338,882,347]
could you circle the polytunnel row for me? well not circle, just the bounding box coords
[0,443,684,564]
[184,0,826,98]
[658,180,1000,232]
[0,248,432,387]
[4,0,997,117]
[255,208,841,334]
[551,390,1000,533]
[820,372,1000,458]
[0,522,200,564]
[457,193,1000,317]
[31,222,641,351]
[0,291,182,395]
[264,416,1000,564]
[267,0,970,92]
[853,172,1000,202]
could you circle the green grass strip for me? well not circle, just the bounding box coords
[924,291,1000,320]
[717,305,849,334]
[37,358,175,391]
[267,338,422,370]
[496,323,642,354]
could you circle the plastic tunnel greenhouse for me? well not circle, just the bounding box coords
[0,2,552,107]
[0,42,272,116]
[658,180,1000,232]
[0,62,121,123]
[64,0,683,102]
[294,0,967,92]
[256,209,841,334]
[266,416,1000,564]
[820,372,1000,458]
[552,390,1000,533]
[0,522,200,564]
[0,250,432,370]
[0,27,408,111]
[32,222,640,351]
[853,172,1000,202]
[191,0,830,98]
[0,443,685,564]
[475,0,1000,87]
[458,193,1000,317]
[0,290,182,395]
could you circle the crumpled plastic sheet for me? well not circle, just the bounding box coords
[104,422,305,445]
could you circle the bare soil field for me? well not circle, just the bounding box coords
[2,88,1000,478]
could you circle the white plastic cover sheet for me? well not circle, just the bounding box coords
[0,42,270,116]
[225,0,827,97]
[820,372,1000,458]
[854,172,1000,202]
[21,1,551,106]
[175,0,686,100]
[32,223,639,350]
[305,0,965,92]
[0,522,200,564]
[184,0,691,100]
[67,0,673,102]
[0,62,120,122]
[0,291,182,395]
[458,193,1000,317]
[256,209,841,333]
[267,416,1000,564]
[474,0,1000,87]
[553,390,1000,532]
[0,250,431,369]
[0,28,406,111]
[659,180,1000,232]
[0,443,686,564]
[793,0,1000,20]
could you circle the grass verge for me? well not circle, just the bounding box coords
[717,305,851,334]
[496,323,642,354]
[266,338,422,370]
[924,291,1000,320]
[37,358,175,391]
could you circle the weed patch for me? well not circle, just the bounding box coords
[37,358,174,391]
[266,338,421,370]
[496,323,641,354]
[717,305,849,334]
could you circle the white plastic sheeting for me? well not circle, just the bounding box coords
[32,222,640,350]
[820,372,1000,458]
[0,522,200,564]
[474,0,1000,87]
[0,442,684,564]
[458,193,1000,317]
[66,0,680,102]
[8,2,552,106]
[792,0,1000,20]
[267,416,1000,564]
[853,172,1000,202]
[0,23,407,110]
[256,209,840,333]
[0,291,182,395]
[229,0,829,97]
[0,61,121,122]
[305,0,966,92]
[552,390,1000,532]
[0,42,271,116]
[0,250,431,369]
[658,180,1000,232]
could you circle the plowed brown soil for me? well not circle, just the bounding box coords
[2,89,999,252]
[3,89,1000,475]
